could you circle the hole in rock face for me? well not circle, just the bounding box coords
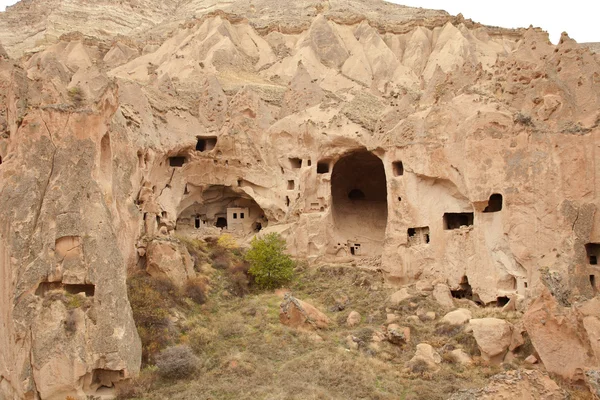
[317,160,330,174]
[176,185,267,235]
[100,133,111,177]
[348,189,365,200]
[392,161,404,176]
[483,193,503,213]
[585,243,600,265]
[407,227,430,246]
[196,137,217,152]
[443,213,474,230]
[451,276,473,299]
[287,180,295,190]
[289,158,302,169]
[169,156,186,167]
[215,217,227,229]
[496,296,510,307]
[331,150,387,257]
[591,275,597,293]
[35,282,95,297]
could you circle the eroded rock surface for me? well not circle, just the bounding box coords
[0,0,599,397]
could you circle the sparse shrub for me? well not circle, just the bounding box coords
[228,261,250,297]
[115,368,156,399]
[67,86,85,106]
[434,322,463,337]
[177,236,209,271]
[514,112,533,126]
[454,331,480,357]
[155,345,199,380]
[246,233,294,289]
[127,273,173,363]
[211,254,230,270]
[65,293,84,309]
[410,358,430,375]
[184,277,207,305]
[188,326,216,354]
[64,311,77,334]
[217,234,238,249]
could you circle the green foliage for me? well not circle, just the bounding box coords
[245,233,294,289]
[65,293,84,309]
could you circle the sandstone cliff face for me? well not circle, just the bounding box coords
[0,0,600,397]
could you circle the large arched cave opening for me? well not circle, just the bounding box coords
[176,185,267,236]
[331,150,388,256]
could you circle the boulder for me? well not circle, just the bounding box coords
[386,324,410,345]
[146,239,196,287]
[415,281,434,292]
[408,343,441,371]
[388,288,412,306]
[386,313,399,324]
[346,311,361,327]
[449,349,472,366]
[524,289,598,381]
[441,308,472,325]
[469,318,513,363]
[524,355,538,365]
[432,284,454,309]
[279,294,331,330]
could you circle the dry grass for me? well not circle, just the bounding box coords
[124,256,591,399]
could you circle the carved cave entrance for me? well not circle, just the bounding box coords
[331,150,388,257]
[176,185,267,236]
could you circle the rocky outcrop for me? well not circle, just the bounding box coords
[523,289,600,382]
[0,0,599,397]
[470,318,513,363]
[279,294,331,330]
[146,239,196,287]
[449,370,566,400]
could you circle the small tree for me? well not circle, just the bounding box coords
[246,233,294,289]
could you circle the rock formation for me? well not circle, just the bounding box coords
[0,0,599,398]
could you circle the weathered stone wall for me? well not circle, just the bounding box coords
[1,0,600,397]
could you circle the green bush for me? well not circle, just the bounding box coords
[245,233,294,289]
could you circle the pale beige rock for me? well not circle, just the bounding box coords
[279,294,331,330]
[449,349,472,366]
[524,355,538,364]
[470,318,513,363]
[386,313,400,324]
[415,281,434,292]
[441,308,472,325]
[432,284,454,309]
[388,288,412,306]
[146,239,196,287]
[1,0,600,397]
[524,289,598,381]
[387,324,410,345]
[346,311,361,327]
[409,343,441,370]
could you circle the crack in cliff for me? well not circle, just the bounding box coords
[28,327,41,399]
[572,207,580,232]
[31,114,69,236]
[159,169,176,198]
